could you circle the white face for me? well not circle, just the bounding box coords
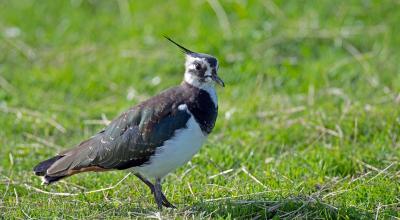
[184,56,217,88]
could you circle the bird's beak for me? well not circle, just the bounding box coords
[212,74,225,87]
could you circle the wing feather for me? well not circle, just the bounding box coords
[47,87,191,176]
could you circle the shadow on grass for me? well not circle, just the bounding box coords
[77,195,377,219]
[188,196,374,219]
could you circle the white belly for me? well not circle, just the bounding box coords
[133,115,206,179]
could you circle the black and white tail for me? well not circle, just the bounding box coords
[33,155,66,184]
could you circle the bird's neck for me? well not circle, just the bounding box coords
[182,79,218,107]
[181,81,219,134]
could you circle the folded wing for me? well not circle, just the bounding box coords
[42,88,191,179]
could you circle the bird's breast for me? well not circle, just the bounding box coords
[132,113,206,179]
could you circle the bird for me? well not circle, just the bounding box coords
[33,36,224,210]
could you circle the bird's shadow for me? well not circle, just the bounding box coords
[186,196,373,219]
[94,195,373,219]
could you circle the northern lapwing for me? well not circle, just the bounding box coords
[33,37,224,209]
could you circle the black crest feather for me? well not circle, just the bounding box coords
[163,35,194,55]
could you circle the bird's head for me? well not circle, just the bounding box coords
[164,36,224,88]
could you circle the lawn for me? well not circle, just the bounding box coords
[0,0,399,219]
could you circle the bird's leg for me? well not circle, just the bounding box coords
[134,174,176,208]
[135,173,155,191]
[154,179,176,208]
[154,178,163,210]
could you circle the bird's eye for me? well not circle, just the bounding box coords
[194,63,201,70]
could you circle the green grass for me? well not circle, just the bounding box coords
[1,0,400,219]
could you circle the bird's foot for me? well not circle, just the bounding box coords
[161,194,176,209]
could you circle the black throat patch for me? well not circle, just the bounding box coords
[182,82,218,134]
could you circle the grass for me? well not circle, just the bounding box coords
[0,0,399,219]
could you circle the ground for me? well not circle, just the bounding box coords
[0,0,399,219]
